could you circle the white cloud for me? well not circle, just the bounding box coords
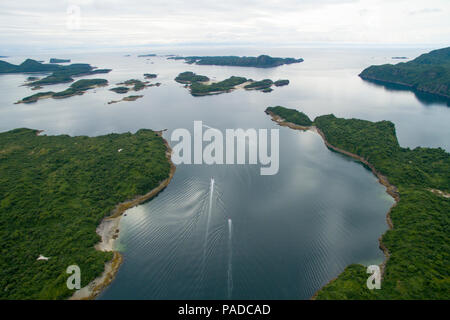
[0,0,449,52]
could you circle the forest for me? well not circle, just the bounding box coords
[0,128,171,299]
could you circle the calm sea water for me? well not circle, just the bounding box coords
[1,47,448,299]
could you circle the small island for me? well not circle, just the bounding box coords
[360,47,450,102]
[189,76,248,96]
[175,72,289,96]
[50,58,71,63]
[274,79,289,86]
[244,79,273,90]
[16,79,108,103]
[0,59,111,88]
[1,59,61,74]
[1,59,111,87]
[265,106,449,300]
[174,71,209,84]
[168,54,303,68]
[108,95,144,104]
[144,73,157,79]
[110,79,161,94]
[137,54,157,57]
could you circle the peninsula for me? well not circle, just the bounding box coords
[168,55,303,68]
[265,106,449,299]
[360,47,450,102]
[0,128,173,299]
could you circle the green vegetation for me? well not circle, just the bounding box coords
[49,58,71,63]
[26,76,40,82]
[17,79,108,103]
[52,79,108,99]
[174,71,209,84]
[0,59,111,87]
[29,64,111,87]
[110,87,130,94]
[108,95,144,104]
[18,92,55,104]
[0,128,171,299]
[0,59,60,73]
[117,79,150,91]
[244,79,273,90]
[169,55,303,68]
[189,76,248,96]
[266,106,450,299]
[176,72,288,95]
[360,47,450,100]
[265,106,312,126]
[274,79,290,86]
[143,73,157,79]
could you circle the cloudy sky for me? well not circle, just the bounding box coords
[0,0,449,52]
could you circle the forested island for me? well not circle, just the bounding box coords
[168,55,303,68]
[143,73,157,79]
[110,79,161,94]
[265,106,449,299]
[0,59,111,87]
[0,128,172,299]
[1,59,61,73]
[49,58,71,63]
[360,47,450,102]
[16,79,108,103]
[175,72,289,96]
[108,95,144,104]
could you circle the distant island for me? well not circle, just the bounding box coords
[16,79,108,103]
[175,72,289,96]
[0,128,173,299]
[265,106,449,300]
[143,73,157,79]
[110,79,161,94]
[174,71,209,84]
[0,59,111,87]
[360,47,450,102]
[108,95,144,104]
[168,54,303,68]
[50,58,71,63]
[1,59,61,74]
[138,54,157,57]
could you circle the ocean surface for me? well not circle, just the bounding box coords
[1,47,448,299]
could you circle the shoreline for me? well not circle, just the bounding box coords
[70,131,176,300]
[266,111,399,298]
[359,75,450,101]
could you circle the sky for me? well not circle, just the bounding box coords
[0,0,449,53]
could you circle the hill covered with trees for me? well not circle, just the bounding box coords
[359,47,450,101]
